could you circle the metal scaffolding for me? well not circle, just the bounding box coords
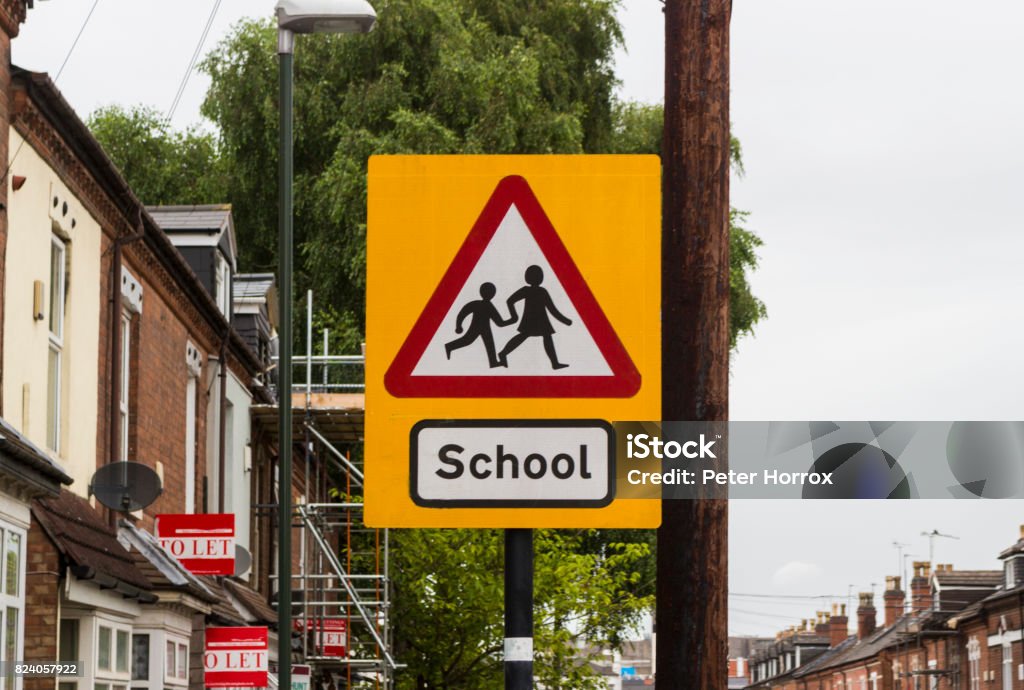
[258,291,395,689]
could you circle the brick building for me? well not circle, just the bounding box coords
[731,636,773,688]
[745,531,1024,690]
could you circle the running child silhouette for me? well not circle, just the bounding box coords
[444,282,512,368]
[498,265,573,369]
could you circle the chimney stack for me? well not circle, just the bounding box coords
[857,592,877,640]
[911,561,932,612]
[829,603,849,647]
[884,576,904,627]
[815,611,830,635]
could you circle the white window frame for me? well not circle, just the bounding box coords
[119,311,131,462]
[968,637,982,690]
[47,235,67,453]
[1003,641,1013,690]
[0,525,26,690]
[162,635,189,686]
[185,375,197,513]
[127,626,189,690]
[94,618,132,688]
[214,253,231,316]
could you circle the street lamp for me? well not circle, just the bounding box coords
[276,2,375,688]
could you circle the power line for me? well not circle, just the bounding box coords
[730,607,811,622]
[4,0,102,181]
[730,592,848,601]
[166,0,223,121]
[54,0,102,83]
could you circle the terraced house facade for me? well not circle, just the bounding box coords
[0,3,395,688]
[0,3,286,689]
[747,528,1024,690]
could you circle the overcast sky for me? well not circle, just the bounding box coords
[13,1,1024,638]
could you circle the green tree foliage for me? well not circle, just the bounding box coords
[609,101,766,348]
[199,0,623,347]
[391,529,651,689]
[87,105,226,205]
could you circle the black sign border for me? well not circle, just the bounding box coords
[410,419,616,508]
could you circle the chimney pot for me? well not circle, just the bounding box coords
[1019,524,1024,540]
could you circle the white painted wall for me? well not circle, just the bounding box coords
[4,130,100,495]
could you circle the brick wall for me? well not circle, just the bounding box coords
[89,237,258,532]
[189,611,206,690]
[24,516,59,690]
[123,252,215,527]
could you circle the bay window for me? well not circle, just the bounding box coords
[128,628,189,690]
[58,614,132,690]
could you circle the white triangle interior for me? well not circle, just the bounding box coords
[411,205,613,377]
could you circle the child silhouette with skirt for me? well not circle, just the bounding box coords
[498,265,573,369]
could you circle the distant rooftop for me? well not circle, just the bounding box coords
[934,569,1002,588]
[234,273,276,302]
[147,204,232,233]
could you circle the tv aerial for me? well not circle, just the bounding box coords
[89,462,163,513]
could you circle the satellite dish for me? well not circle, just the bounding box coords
[89,462,163,512]
[234,544,252,577]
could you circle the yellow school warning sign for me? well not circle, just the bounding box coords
[365,155,660,528]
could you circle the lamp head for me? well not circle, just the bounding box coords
[276,0,376,34]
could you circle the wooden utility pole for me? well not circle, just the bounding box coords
[657,1,731,688]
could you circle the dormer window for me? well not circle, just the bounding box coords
[1007,558,1016,589]
[147,205,238,321]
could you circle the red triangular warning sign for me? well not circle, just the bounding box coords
[384,175,640,398]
